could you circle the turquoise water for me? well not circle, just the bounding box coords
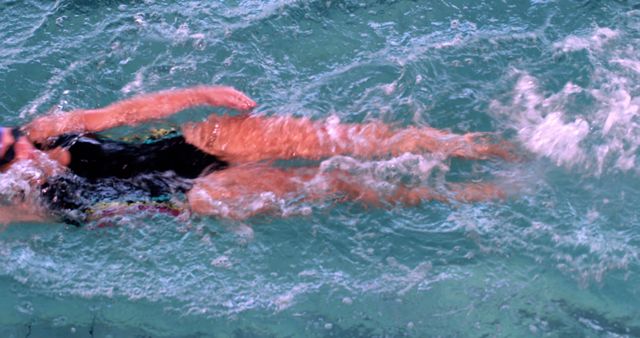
[1,0,640,336]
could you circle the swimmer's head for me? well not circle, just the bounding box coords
[0,127,22,166]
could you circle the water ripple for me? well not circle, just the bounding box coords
[1,0,640,336]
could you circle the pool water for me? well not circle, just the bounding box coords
[1,0,640,336]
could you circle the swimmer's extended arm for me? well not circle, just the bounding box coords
[24,86,256,142]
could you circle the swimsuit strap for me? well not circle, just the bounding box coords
[46,133,83,149]
[0,128,23,166]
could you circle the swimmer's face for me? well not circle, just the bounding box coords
[0,127,37,166]
[0,127,12,159]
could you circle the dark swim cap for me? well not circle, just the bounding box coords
[0,128,23,166]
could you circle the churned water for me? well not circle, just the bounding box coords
[1,0,640,336]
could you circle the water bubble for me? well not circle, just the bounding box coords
[382,82,396,95]
[133,13,146,26]
[192,39,206,51]
[16,301,33,314]
[52,316,68,327]
[211,256,232,268]
[223,55,233,67]
[176,23,190,41]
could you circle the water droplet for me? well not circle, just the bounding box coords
[193,39,206,51]
[52,316,68,327]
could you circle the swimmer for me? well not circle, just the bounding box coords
[0,86,511,225]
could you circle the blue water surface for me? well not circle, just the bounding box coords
[1,0,640,337]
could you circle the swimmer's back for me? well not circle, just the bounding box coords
[47,133,228,179]
[39,133,228,225]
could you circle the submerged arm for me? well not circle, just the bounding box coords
[24,86,256,142]
[0,203,48,225]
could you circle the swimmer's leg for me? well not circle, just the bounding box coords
[186,165,505,219]
[182,115,516,163]
[446,182,506,202]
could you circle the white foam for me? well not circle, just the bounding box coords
[0,156,61,205]
[519,112,589,168]
[273,283,312,312]
[133,13,146,27]
[492,74,589,169]
[175,23,190,42]
[121,71,144,94]
[589,72,640,174]
[610,58,640,74]
[318,152,446,182]
[493,24,640,175]
[553,27,619,53]
[211,255,232,268]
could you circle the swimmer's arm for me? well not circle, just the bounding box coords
[24,86,256,142]
[0,203,47,225]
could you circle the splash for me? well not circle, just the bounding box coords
[493,27,640,175]
[491,74,590,169]
[0,156,61,206]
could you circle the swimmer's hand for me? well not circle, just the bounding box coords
[200,86,257,111]
[23,115,64,143]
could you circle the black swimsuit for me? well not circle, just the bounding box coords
[39,133,228,225]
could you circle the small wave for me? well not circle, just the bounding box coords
[551,224,639,285]
[552,27,619,53]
